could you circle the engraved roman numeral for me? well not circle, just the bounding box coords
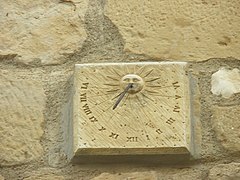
[175,95,181,99]
[98,126,106,131]
[109,132,119,139]
[146,121,155,128]
[156,128,163,134]
[89,116,98,122]
[173,105,180,113]
[80,93,87,102]
[81,82,89,89]
[146,135,150,140]
[172,81,180,89]
[127,137,138,142]
[166,118,176,125]
[82,103,92,115]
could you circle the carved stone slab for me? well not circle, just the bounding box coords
[70,62,193,163]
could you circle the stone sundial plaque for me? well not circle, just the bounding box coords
[70,62,193,163]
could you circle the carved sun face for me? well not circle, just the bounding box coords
[73,62,192,156]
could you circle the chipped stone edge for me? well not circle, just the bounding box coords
[188,71,202,159]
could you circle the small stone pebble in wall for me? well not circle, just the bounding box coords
[211,67,240,98]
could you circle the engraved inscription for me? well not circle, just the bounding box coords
[172,81,180,89]
[146,135,150,140]
[146,121,155,128]
[127,136,138,142]
[89,116,98,122]
[82,103,92,115]
[80,93,87,102]
[98,126,106,131]
[175,95,181,99]
[109,132,119,139]
[173,105,180,113]
[81,82,89,89]
[156,128,163,134]
[166,118,176,125]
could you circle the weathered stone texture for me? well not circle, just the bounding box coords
[211,68,240,98]
[0,72,45,166]
[92,169,202,180]
[212,105,240,152]
[23,168,64,180]
[92,171,158,180]
[0,174,4,180]
[208,163,240,180]
[0,0,88,65]
[104,0,240,61]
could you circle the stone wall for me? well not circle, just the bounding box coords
[0,0,239,179]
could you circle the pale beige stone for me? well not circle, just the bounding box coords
[0,73,45,166]
[92,171,158,180]
[23,168,64,180]
[0,174,4,180]
[71,62,193,161]
[211,68,240,98]
[104,0,240,61]
[208,163,240,180]
[0,0,88,65]
[212,106,240,152]
[24,175,64,180]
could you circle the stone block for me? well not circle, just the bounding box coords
[104,0,240,61]
[0,0,88,65]
[0,73,45,166]
[208,163,240,180]
[212,105,240,152]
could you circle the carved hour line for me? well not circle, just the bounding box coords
[136,65,147,76]
[88,97,111,109]
[106,75,119,81]
[104,83,119,87]
[143,69,154,78]
[106,89,121,93]
[84,93,113,99]
[144,89,159,94]
[125,65,132,74]
[111,68,122,77]
[88,86,114,90]
[145,85,173,88]
[135,94,155,139]
[140,92,154,102]
[145,77,161,82]
[128,95,134,112]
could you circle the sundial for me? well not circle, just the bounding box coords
[70,62,194,163]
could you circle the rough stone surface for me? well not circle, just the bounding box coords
[208,163,240,180]
[92,168,203,180]
[0,0,88,65]
[92,171,158,180]
[211,67,240,98]
[23,168,64,180]
[104,0,240,61]
[0,72,45,166]
[212,105,240,152]
[0,174,4,180]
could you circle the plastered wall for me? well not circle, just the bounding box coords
[0,0,240,179]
